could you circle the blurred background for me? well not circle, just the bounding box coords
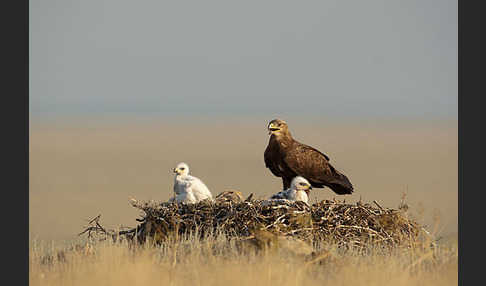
[29,0,457,241]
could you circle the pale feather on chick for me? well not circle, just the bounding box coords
[269,176,312,204]
[171,162,213,204]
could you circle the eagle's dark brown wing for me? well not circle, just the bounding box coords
[283,142,353,195]
[303,144,330,161]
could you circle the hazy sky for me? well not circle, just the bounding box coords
[30,0,457,119]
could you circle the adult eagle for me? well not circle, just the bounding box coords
[264,119,354,195]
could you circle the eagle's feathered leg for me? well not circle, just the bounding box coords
[282,177,291,190]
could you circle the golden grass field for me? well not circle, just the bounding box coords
[29,227,458,286]
[29,116,457,285]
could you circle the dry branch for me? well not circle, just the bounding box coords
[80,195,422,251]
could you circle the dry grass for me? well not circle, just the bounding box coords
[29,118,457,285]
[29,227,457,286]
[30,197,457,286]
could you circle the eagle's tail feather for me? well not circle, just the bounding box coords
[328,168,354,195]
[328,180,353,195]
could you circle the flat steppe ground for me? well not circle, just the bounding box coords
[29,116,458,286]
[29,116,457,242]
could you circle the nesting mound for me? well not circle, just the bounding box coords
[81,195,421,250]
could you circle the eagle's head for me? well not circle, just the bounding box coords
[267,119,289,136]
[173,162,190,176]
[291,176,312,195]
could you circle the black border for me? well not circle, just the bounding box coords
[3,0,28,285]
[459,1,484,285]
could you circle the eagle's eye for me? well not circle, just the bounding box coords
[180,167,185,170]
[299,182,307,186]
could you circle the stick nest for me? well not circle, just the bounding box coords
[81,192,422,250]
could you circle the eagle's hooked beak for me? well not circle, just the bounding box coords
[268,123,280,135]
[173,168,178,174]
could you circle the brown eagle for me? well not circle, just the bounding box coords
[264,119,354,195]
